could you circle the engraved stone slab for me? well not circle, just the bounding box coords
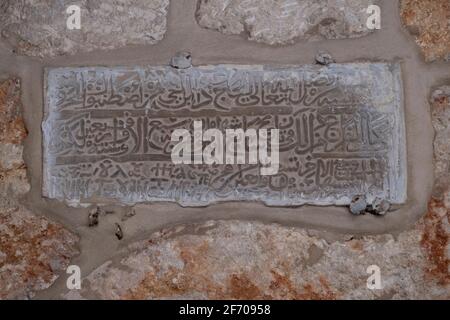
[43,63,407,207]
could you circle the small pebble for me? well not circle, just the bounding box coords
[88,207,100,227]
[170,51,192,69]
[115,223,123,240]
[315,50,335,65]
[349,195,367,215]
[371,197,391,216]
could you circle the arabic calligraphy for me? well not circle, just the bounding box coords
[43,64,406,206]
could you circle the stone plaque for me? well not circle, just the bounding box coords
[43,63,406,206]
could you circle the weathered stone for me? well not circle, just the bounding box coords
[0,78,27,145]
[42,63,406,207]
[315,51,335,66]
[0,78,29,210]
[349,195,367,215]
[170,52,193,69]
[0,77,79,300]
[62,85,449,301]
[63,217,448,300]
[0,0,170,58]
[400,0,450,62]
[370,197,390,216]
[425,86,450,286]
[0,206,79,300]
[196,0,378,45]
[431,86,450,193]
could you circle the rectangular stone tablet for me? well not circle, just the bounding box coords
[43,63,407,206]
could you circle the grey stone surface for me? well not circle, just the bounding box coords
[196,0,378,45]
[349,195,367,215]
[315,51,335,66]
[431,86,450,193]
[170,51,193,69]
[63,218,448,300]
[43,63,406,207]
[371,197,390,215]
[0,0,170,58]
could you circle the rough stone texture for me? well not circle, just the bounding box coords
[63,86,450,300]
[431,87,450,198]
[0,78,29,210]
[0,78,79,300]
[0,207,79,300]
[400,0,450,62]
[43,63,406,207]
[426,86,450,286]
[64,216,448,300]
[196,0,378,45]
[0,0,170,58]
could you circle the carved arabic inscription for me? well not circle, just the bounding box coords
[43,63,407,206]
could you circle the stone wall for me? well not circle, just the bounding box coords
[0,0,448,300]
[0,77,78,299]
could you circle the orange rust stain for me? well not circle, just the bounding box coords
[122,240,226,299]
[121,235,341,300]
[178,241,209,267]
[435,95,449,106]
[420,197,450,285]
[423,87,450,286]
[400,0,450,62]
[0,210,76,299]
[270,270,337,300]
[0,79,28,145]
[123,264,339,300]
[297,276,337,300]
[228,273,266,300]
[122,266,192,300]
[269,269,300,299]
[350,240,364,251]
